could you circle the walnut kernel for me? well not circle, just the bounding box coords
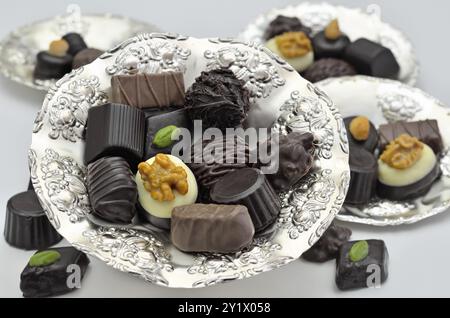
[380,134,424,169]
[275,32,312,58]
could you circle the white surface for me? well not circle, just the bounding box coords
[0,0,449,298]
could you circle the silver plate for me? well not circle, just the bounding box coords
[239,2,419,86]
[316,75,450,226]
[29,33,350,288]
[0,10,161,91]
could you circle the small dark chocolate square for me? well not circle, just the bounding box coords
[336,240,388,291]
[20,247,90,298]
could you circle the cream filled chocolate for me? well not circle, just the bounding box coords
[171,204,255,253]
[136,154,198,219]
[265,32,314,72]
[377,135,440,201]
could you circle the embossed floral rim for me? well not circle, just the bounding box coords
[29,33,350,288]
[317,75,450,227]
[0,13,161,91]
[238,1,419,86]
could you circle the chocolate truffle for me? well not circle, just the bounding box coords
[171,204,255,253]
[4,190,62,250]
[377,135,440,201]
[210,168,280,232]
[184,69,250,131]
[302,223,352,263]
[345,146,378,205]
[87,157,138,224]
[303,58,356,83]
[344,38,400,79]
[263,132,315,191]
[344,116,378,152]
[189,134,254,194]
[62,33,88,56]
[336,240,388,291]
[34,39,73,80]
[20,247,90,298]
[378,120,444,155]
[312,20,351,59]
[264,15,312,40]
[84,103,145,169]
[136,154,198,220]
[111,72,185,109]
[265,32,314,72]
[144,109,191,160]
[72,48,103,69]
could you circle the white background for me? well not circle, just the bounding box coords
[0,0,449,297]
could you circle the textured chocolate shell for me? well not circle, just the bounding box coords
[303,58,356,83]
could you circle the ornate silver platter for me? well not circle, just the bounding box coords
[29,33,350,288]
[316,75,450,226]
[0,6,161,91]
[239,2,418,86]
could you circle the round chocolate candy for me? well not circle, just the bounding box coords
[4,191,62,250]
[312,25,351,59]
[72,48,104,69]
[303,58,356,83]
[34,51,73,80]
[210,168,280,232]
[344,116,378,153]
[62,33,88,56]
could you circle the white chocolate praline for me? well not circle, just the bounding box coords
[265,38,314,72]
[136,155,198,219]
[378,144,437,187]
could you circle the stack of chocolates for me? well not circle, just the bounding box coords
[343,116,443,204]
[34,32,103,80]
[263,16,400,82]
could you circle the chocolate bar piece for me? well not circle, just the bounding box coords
[378,120,444,154]
[336,240,388,291]
[144,109,191,160]
[84,103,145,169]
[62,33,88,56]
[20,247,90,298]
[171,204,255,253]
[210,168,280,232]
[4,190,62,250]
[87,157,138,224]
[111,72,185,109]
[344,38,400,79]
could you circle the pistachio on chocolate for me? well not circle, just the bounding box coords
[29,250,61,267]
[153,125,179,149]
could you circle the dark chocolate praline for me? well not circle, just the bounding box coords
[264,15,312,40]
[303,58,357,83]
[344,116,378,153]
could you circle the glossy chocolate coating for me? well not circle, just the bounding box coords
[345,146,378,205]
[302,223,352,263]
[144,109,191,160]
[377,162,441,201]
[87,157,137,224]
[344,116,378,152]
[210,168,280,232]
[263,132,315,191]
[111,72,185,109]
[303,58,356,83]
[312,31,351,59]
[264,15,312,40]
[336,240,388,290]
[72,48,103,69]
[344,38,400,79]
[189,134,254,192]
[4,191,62,250]
[62,33,88,56]
[84,103,145,169]
[20,247,90,298]
[171,204,255,253]
[34,51,73,80]
[185,69,250,131]
[378,120,444,154]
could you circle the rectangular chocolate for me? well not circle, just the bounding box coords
[20,247,90,298]
[84,103,145,169]
[144,109,191,160]
[111,72,185,109]
[378,120,444,154]
[171,204,255,253]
